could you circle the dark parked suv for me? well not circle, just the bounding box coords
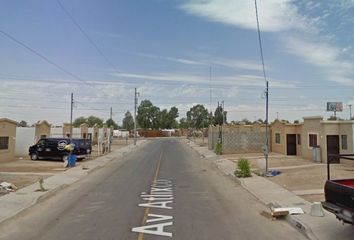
[29,138,92,161]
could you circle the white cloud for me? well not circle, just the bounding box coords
[284,36,354,85]
[135,52,206,66]
[112,72,295,88]
[209,58,264,71]
[181,1,354,86]
[135,52,265,71]
[181,0,308,32]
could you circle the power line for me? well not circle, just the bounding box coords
[56,0,122,74]
[0,29,96,89]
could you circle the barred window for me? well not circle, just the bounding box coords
[275,133,281,144]
[0,137,9,150]
[309,134,317,147]
[341,135,348,150]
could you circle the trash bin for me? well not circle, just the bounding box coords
[312,146,321,163]
[67,154,77,167]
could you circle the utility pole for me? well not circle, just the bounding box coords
[134,88,139,145]
[109,106,113,153]
[70,93,73,141]
[68,92,74,167]
[222,100,226,125]
[209,66,212,114]
[255,0,269,175]
[221,100,225,151]
[349,104,352,120]
[265,81,269,174]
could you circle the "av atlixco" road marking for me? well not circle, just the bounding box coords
[132,179,174,238]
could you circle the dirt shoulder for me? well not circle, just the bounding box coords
[0,138,134,195]
[223,152,354,203]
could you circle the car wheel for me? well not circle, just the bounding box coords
[31,153,38,160]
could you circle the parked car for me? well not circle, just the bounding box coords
[29,138,92,161]
[322,154,354,224]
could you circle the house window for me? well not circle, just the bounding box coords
[309,134,318,147]
[275,133,281,144]
[0,137,9,150]
[297,134,301,145]
[341,135,348,150]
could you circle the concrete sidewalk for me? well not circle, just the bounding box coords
[185,139,354,240]
[0,140,147,225]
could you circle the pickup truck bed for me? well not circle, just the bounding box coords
[323,179,354,224]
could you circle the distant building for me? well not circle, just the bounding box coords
[0,118,18,162]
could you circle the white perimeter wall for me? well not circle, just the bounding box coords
[51,127,63,137]
[15,127,36,156]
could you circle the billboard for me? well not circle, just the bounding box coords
[327,102,343,112]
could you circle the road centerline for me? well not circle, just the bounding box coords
[137,150,164,240]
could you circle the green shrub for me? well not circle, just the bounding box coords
[215,142,222,155]
[235,158,251,178]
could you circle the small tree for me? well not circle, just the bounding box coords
[122,111,134,131]
[106,118,118,130]
[179,117,189,129]
[235,158,252,178]
[87,116,103,127]
[18,120,28,127]
[186,104,209,130]
[73,116,87,127]
[214,106,227,125]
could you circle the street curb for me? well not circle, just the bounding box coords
[0,140,147,226]
[184,139,317,240]
[235,177,317,240]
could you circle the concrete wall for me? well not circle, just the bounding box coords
[15,127,36,156]
[0,118,17,162]
[209,124,268,154]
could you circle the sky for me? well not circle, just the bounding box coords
[1,0,354,126]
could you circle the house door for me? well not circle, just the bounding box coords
[327,135,340,163]
[286,134,297,155]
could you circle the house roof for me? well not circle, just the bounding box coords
[303,116,323,120]
[0,118,18,125]
[36,120,51,127]
[271,119,302,126]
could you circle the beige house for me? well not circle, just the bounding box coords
[35,120,51,141]
[0,118,18,162]
[91,124,100,144]
[271,116,354,163]
[80,123,89,139]
[63,123,72,138]
[270,119,302,156]
[305,117,354,164]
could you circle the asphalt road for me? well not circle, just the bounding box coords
[0,139,306,240]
